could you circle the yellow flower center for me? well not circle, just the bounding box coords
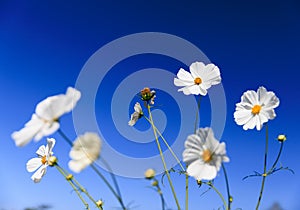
[41,155,47,165]
[202,149,213,163]
[251,105,261,115]
[194,77,202,85]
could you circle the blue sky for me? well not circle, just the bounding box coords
[0,1,300,209]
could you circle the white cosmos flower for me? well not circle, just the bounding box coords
[234,86,279,131]
[68,132,102,173]
[174,61,221,96]
[26,138,56,183]
[183,127,229,181]
[11,87,81,146]
[128,102,143,126]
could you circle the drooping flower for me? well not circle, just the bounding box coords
[26,138,56,183]
[140,87,156,104]
[174,61,221,96]
[183,127,229,181]
[234,86,280,131]
[128,102,143,126]
[68,132,102,173]
[11,87,81,146]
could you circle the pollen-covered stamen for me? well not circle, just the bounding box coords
[251,104,262,115]
[41,155,47,165]
[194,77,202,85]
[202,149,213,163]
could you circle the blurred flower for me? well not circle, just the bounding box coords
[128,102,143,126]
[144,168,156,179]
[26,138,56,183]
[68,132,102,173]
[234,86,279,131]
[277,134,287,142]
[140,87,156,104]
[11,87,81,146]
[174,61,221,95]
[183,127,229,181]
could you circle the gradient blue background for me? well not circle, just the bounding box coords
[0,1,299,209]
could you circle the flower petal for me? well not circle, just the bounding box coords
[26,158,42,172]
[11,114,44,146]
[187,159,217,180]
[31,165,47,183]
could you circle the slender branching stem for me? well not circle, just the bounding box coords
[57,129,126,210]
[205,182,228,210]
[54,164,90,210]
[222,164,232,210]
[255,124,269,210]
[268,142,284,174]
[147,105,181,210]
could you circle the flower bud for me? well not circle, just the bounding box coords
[96,199,103,207]
[152,180,158,187]
[66,174,73,180]
[48,156,57,166]
[144,168,155,180]
[277,134,287,142]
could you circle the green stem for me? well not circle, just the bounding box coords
[194,95,202,133]
[57,129,126,210]
[222,164,231,210]
[255,124,269,210]
[268,142,284,174]
[143,116,185,171]
[205,182,228,210]
[185,169,189,210]
[54,164,90,210]
[147,105,181,210]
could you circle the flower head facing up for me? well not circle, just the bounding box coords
[140,87,156,104]
[183,127,229,181]
[128,102,143,126]
[26,138,56,183]
[11,87,81,146]
[68,132,102,173]
[174,61,221,96]
[277,134,287,142]
[234,86,280,131]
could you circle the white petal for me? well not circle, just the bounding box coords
[36,145,46,156]
[187,160,217,180]
[69,132,102,172]
[174,78,194,87]
[242,90,258,105]
[234,109,253,125]
[258,86,280,109]
[31,165,47,183]
[178,86,193,95]
[176,68,194,82]
[134,102,142,113]
[63,87,81,113]
[243,115,259,130]
[11,115,44,146]
[35,95,64,121]
[26,158,42,172]
[189,62,205,78]
[46,138,56,155]
[34,122,60,141]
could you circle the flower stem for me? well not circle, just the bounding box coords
[268,142,284,174]
[222,164,232,210]
[194,95,202,133]
[147,105,181,210]
[185,169,189,210]
[57,129,126,210]
[205,182,228,210]
[255,123,269,210]
[54,164,90,210]
[143,116,185,171]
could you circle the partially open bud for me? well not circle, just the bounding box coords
[277,134,287,142]
[140,87,156,103]
[48,156,57,166]
[96,199,103,207]
[144,168,155,180]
